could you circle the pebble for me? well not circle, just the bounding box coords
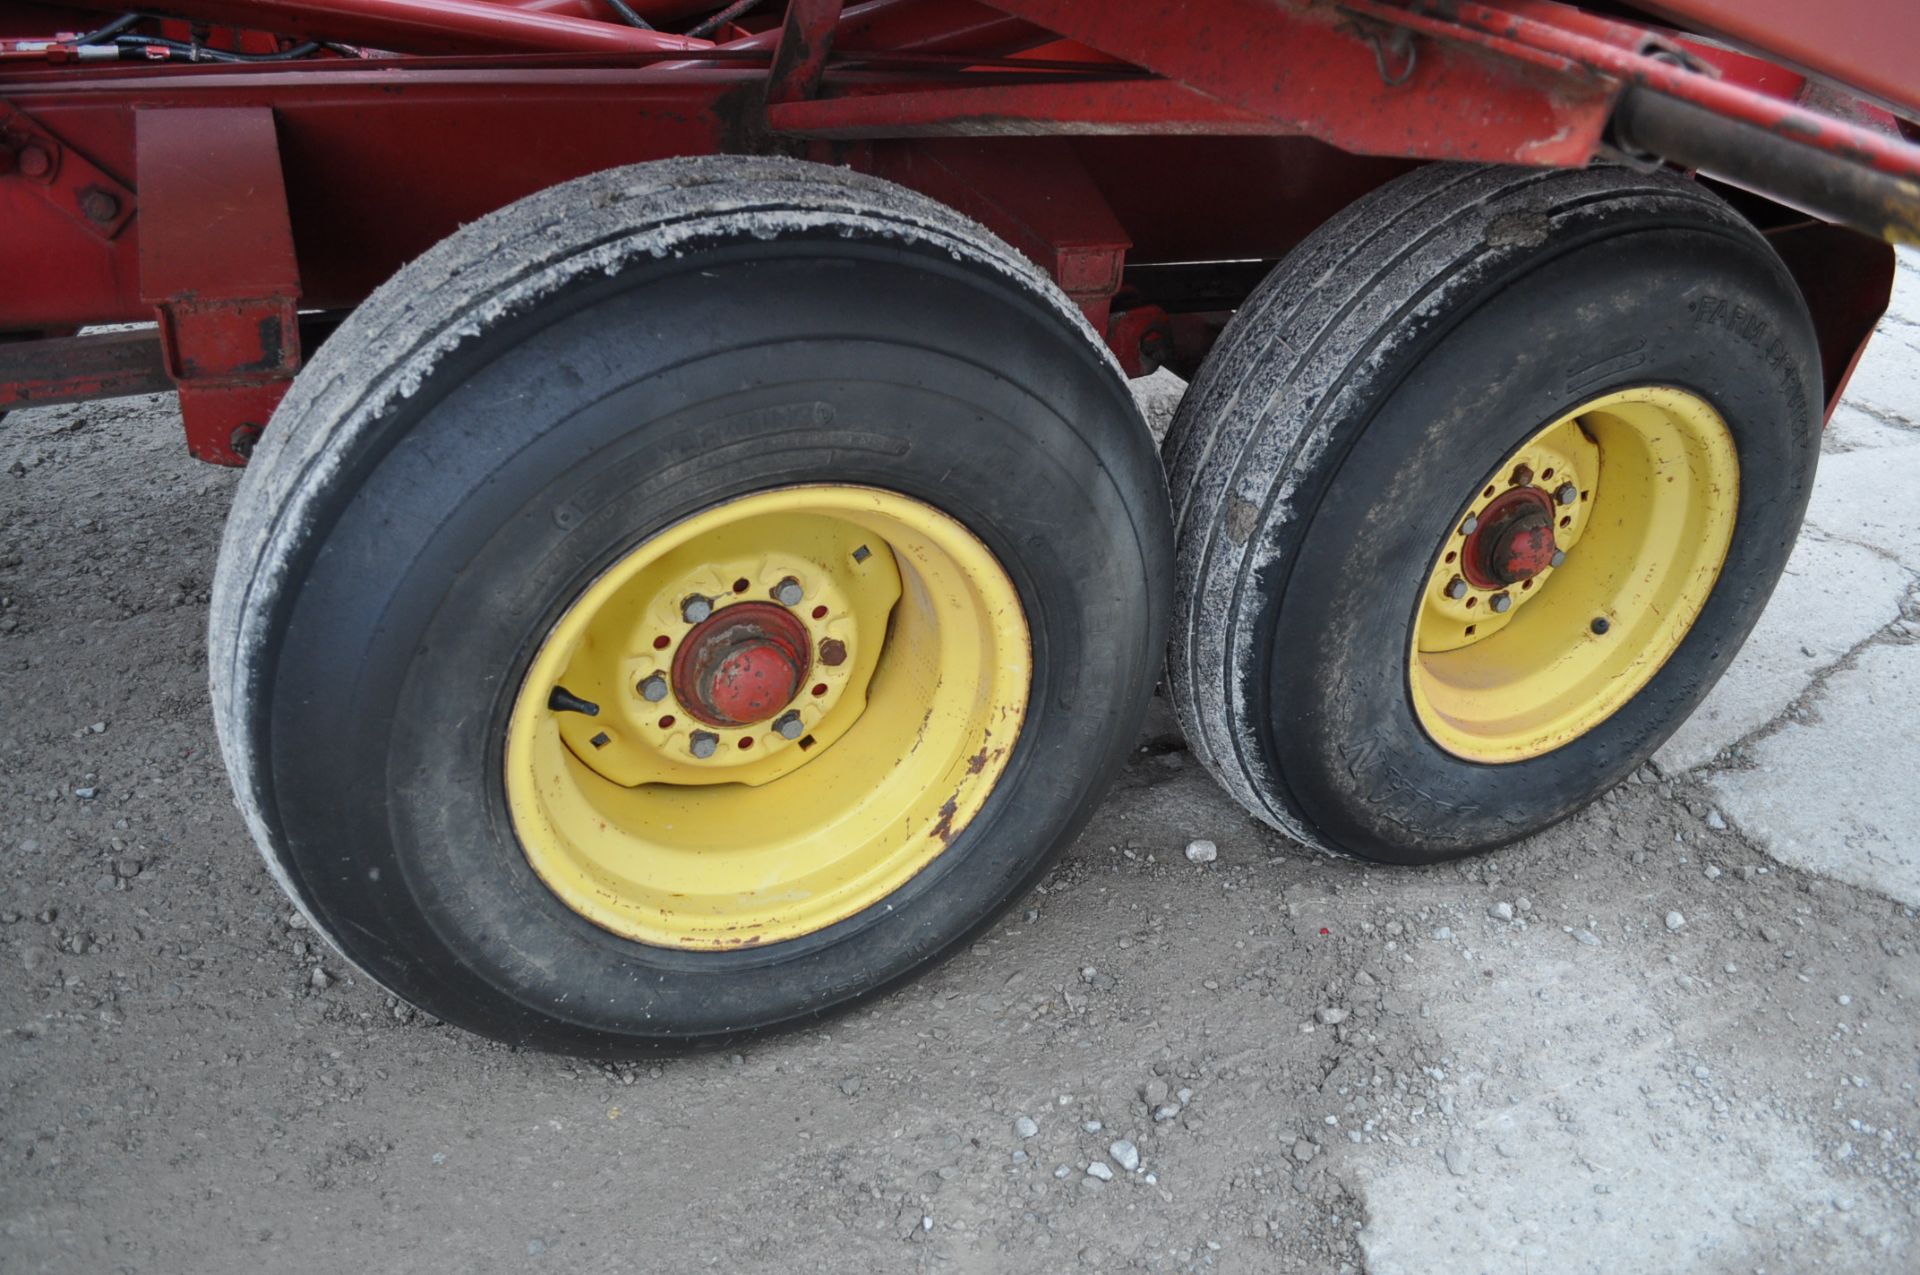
[1086,1162,1114,1182]
[1488,901,1514,922]
[1665,911,1687,932]
[1432,926,1453,942]
[1184,839,1218,864]
[1706,810,1727,831]
[1109,1139,1140,1172]
[1014,1115,1039,1139]
[309,967,331,990]
[1838,994,1852,1007]
[1082,1120,1103,1133]
[1575,930,1602,947]
[1444,1145,1471,1177]
[1692,1065,1710,1080]
[1316,1006,1349,1025]
[1703,866,1722,880]
[838,1076,861,1097]
[1291,1139,1318,1163]
[1152,1103,1181,1122]
[1143,1079,1169,1108]
[73,787,96,800]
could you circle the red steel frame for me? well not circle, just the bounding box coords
[1,0,1915,463]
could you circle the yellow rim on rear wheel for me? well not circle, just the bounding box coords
[1408,386,1739,763]
[504,485,1031,950]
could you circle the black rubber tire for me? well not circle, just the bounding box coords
[1164,164,1820,864]
[208,156,1171,1054]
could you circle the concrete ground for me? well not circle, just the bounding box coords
[1,254,1917,1274]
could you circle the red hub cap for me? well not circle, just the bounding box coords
[1462,487,1558,589]
[671,602,813,728]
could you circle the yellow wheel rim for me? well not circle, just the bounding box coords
[504,485,1031,950]
[1409,386,1738,763]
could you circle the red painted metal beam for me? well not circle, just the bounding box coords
[136,107,302,464]
[1637,0,1920,120]
[769,76,1277,137]
[54,0,714,55]
[977,0,1613,164]
[0,329,171,410]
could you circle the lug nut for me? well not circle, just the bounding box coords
[1459,516,1479,536]
[1445,576,1468,600]
[1490,592,1513,613]
[689,730,719,758]
[773,710,804,740]
[772,576,804,607]
[1555,483,1578,506]
[1510,463,1535,487]
[681,594,713,624]
[1550,550,1567,568]
[16,145,51,179]
[638,674,668,703]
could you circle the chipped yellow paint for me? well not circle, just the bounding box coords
[504,486,1030,949]
[1410,387,1739,762]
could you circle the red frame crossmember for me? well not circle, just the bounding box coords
[136,107,302,465]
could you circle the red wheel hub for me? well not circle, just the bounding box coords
[671,601,813,728]
[1462,487,1558,589]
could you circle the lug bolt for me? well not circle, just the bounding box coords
[773,710,804,740]
[1459,516,1479,536]
[638,673,668,703]
[1490,592,1513,613]
[1445,576,1468,600]
[1511,463,1535,487]
[681,594,713,624]
[1555,483,1578,506]
[1550,549,1567,568]
[689,730,719,758]
[772,576,804,607]
[16,145,51,180]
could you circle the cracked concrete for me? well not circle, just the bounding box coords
[1659,249,1920,909]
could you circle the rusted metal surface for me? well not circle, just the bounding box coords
[1461,487,1558,589]
[763,0,844,104]
[0,329,171,409]
[671,601,813,727]
[136,107,301,464]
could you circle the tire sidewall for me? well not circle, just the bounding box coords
[1256,223,1819,861]
[260,239,1168,1048]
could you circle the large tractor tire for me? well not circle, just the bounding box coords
[1165,163,1821,863]
[209,157,1171,1054]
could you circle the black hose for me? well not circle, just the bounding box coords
[604,0,654,30]
[1612,88,1920,245]
[112,34,321,62]
[686,0,762,39]
[68,12,141,44]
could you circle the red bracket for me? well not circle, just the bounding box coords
[136,107,302,466]
[0,100,136,241]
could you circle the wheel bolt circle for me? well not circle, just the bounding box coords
[638,673,668,702]
[774,710,804,740]
[773,577,804,607]
[689,730,719,758]
[682,595,713,623]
